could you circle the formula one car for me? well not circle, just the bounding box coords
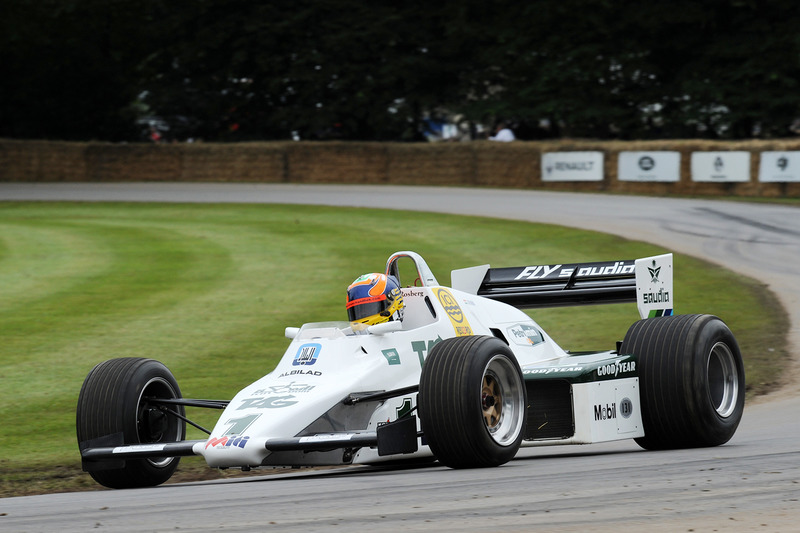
[77,251,745,489]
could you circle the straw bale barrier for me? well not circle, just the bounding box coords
[1,138,798,197]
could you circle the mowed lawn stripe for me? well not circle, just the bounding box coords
[0,202,787,485]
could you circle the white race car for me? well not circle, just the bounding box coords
[77,251,745,488]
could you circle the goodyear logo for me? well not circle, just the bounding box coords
[435,288,472,336]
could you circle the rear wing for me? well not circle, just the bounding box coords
[451,254,673,319]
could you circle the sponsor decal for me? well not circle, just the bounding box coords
[542,152,604,182]
[642,258,672,315]
[514,261,635,281]
[555,161,594,171]
[596,360,636,378]
[643,288,670,304]
[691,152,750,182]
[112,444,166,454]
[299,434,354,443]
[278,369,322,378]
[293,343,321,366]
[507,324,544,346]
[620,397,633,419]
[758,152,800,183]
[252,382,315,395]
[523,366,583,375]
[618,151,680,182]
[514,264,562,280]
[638,156,655,171]
[594,403,616,421]
[382,348,402,366]
[205,435,251,450]
[237,395,299,409]
[648,261,661,283]
[434,288,473,336]
[403,289,425,299]
[411,336,443,367]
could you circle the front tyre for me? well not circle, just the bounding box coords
[418,336,526,468]
[621,314,745,450]
[76,358,186,488]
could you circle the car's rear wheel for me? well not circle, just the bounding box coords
[620,314,745,450]
[76,358,186,488]
[418,336,526,468]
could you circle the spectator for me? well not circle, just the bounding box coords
[149,126,163,143]
[489,122,516,141]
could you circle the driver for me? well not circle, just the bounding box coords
[346,273,404,331]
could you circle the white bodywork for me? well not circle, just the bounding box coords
[193,251,670,468]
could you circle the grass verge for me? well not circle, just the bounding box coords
[0,202,788,497]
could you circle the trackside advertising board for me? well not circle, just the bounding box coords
[758,152,800,182]
[618,152,680,182]
[542,152,604,181]
[690,151,750,182]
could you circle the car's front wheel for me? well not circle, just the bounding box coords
[76,357,186,488]
[418,336,526,468]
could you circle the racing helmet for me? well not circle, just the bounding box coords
[346,273,404,330]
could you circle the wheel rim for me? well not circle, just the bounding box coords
[137,377,182,468]
[707,341,739,418]
[480,355,525,446]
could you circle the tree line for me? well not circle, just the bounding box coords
[3,0,799,142]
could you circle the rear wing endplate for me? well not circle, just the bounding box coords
[451,254,673,319]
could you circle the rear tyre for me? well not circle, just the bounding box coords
[76,358,186,488]
[620,314,744,450]
[418,336,526,468]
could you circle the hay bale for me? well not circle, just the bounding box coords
[287,142,388,183]
[386,143,474,185]
[1,138,798,198]
[0,139,86,181]
[181,142,287,182]
[85,143,182,181]
[473,142,539,188]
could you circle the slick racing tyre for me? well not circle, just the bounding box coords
[620,314,745,450]
[418,335,526,468]
[76,358,186,488]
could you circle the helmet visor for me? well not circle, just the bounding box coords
[346,296,389,322]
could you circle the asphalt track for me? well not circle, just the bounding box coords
[1,183,799,532]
